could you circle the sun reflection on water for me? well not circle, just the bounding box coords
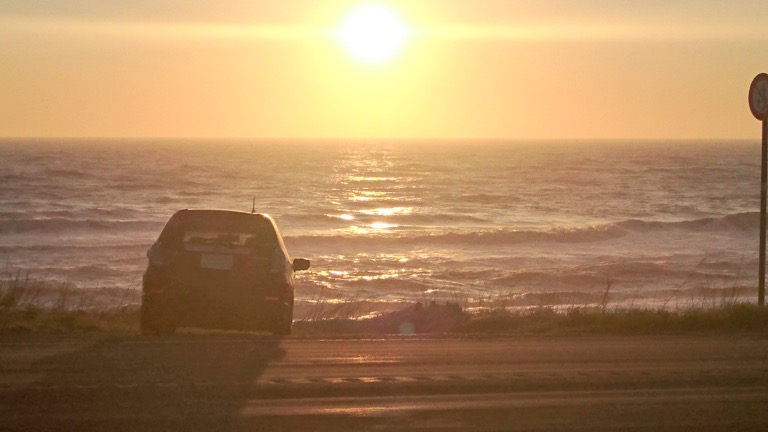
[359,207,413,216]
[348,222,400,234]
[303,146,429,305]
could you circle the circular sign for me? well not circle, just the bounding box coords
[749,73,768,121]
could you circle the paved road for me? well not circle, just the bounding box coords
[1,334,767,431]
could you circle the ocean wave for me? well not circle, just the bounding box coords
[285,225,627,249]
[614,212,758,233]
[43,168,89,179]
[110,182,170,192]
[0,208,144,221]
[282,212,491,226]
[285,212,759,249]
[579,261,736,281]
[0,173,38,183]
[0,211,28,220]
[440,193,516,204]
[65,265,138,279]
[489,272,609,289]
[0,218,159,234]
[21,265,141,282]
[0,243,151,253]
[3,211,748,244]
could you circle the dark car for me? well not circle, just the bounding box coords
[140,209,310,336]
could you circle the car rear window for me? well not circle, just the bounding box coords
[183,231,268,247]
[160,211,278,250]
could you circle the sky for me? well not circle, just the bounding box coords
[1,0,767,141]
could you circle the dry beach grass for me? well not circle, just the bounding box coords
[1,269,768,336]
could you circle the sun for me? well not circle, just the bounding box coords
[335,3,411,66]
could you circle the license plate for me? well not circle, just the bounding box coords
[200,254,233,270]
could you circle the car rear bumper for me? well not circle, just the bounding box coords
[142,268,293,331]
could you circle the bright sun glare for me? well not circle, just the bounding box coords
[336,3,411,66]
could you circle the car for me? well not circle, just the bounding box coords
[140,209,310,336]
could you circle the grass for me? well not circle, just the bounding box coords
[457,303,768,336]
[1,269,767,336]
[0,270,139,334]
[0,307,139,334]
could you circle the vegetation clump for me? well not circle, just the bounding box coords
[456,303,768,336]
[2,270,767,336]
[0,270,139,334]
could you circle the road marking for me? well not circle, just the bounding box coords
[430,375,453,381]
[393,376,417,382]
[239,387,768,418]
[3,365,768,392]
[324,378,348,384]
[358,377,381,383]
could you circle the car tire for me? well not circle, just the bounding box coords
[273,321,291,336]
[271,307,293,336]
[158,322,177,336]
[140,295,176,336]
[140,301,159,336]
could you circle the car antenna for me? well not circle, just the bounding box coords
[251,196,256,214]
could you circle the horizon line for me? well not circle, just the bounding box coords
[0,136,757,143]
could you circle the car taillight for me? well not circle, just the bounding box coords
[264,296,280,302]
[145,278,164,294]
[143,268,166,294]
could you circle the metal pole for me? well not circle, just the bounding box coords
[761,119,767,306]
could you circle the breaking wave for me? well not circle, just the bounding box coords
[615,212,757,233]
[285,212,759,249]
[0,218,160,234]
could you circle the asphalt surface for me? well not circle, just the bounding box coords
[1,333,768,431]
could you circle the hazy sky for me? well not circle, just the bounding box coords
[1,0,767,140]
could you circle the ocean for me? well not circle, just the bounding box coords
[0,139,762,314]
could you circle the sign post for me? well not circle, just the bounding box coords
[749,73,768,306]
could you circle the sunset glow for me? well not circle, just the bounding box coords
[0,1,767,140]
[335,3,411,65]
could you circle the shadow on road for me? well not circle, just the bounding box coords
[6,334,285,431]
